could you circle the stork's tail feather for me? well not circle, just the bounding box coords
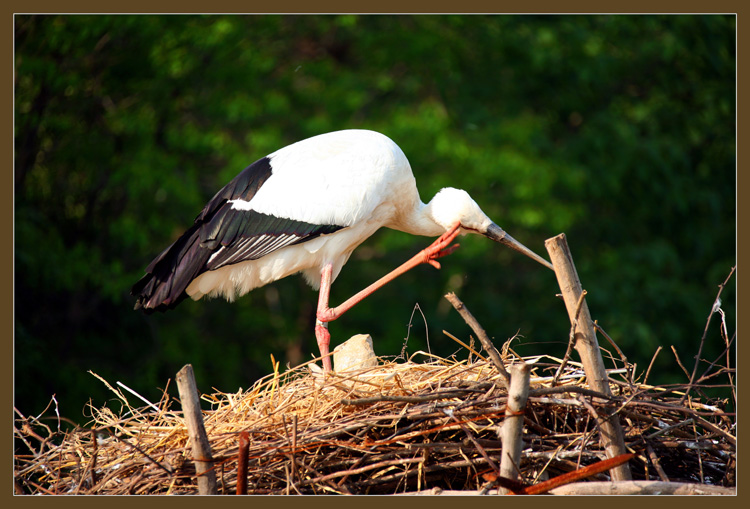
[131,273,191,313]
[131,224,210,313]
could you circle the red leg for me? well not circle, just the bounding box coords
[314,320,332,372]
[314,222,462,371]
[315,263,335,372]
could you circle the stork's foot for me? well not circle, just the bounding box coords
[420,222,461,269]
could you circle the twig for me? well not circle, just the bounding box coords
[302,456,422,485]
[443,330,488,363]
[291,415,298,486]
[89,430,99,488]
[341,390,475,406]
[643,346,663,386]
[683,265,735,404]
[552,290,587,385]
[112,434,175,476]
[695,334,736,387]
[593,321,633,386]
[444,292,510,386]
[451,416,500,474]
[116,381,161,413]
[646,443,670,482]
[529,385,613,400]
[517,454,636,495]
[692,415,736,446]
[691,419,705,484]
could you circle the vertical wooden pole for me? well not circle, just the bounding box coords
[498,362,531,494]
[545,234,632,481]
[237,431,249,495]
[176,364,218,494]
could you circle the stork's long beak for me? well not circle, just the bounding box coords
[485,223,554,270]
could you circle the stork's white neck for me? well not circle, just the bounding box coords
[394,199,452,238]
[392,187,493,238]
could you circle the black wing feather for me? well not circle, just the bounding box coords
[197,156,273,222]
[132,157,345,313]
[202,207,343,270]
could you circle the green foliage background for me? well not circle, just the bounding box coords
[15,15,735,420]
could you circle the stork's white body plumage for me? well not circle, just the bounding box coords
[132,129,552,372]
[186,130,431,301]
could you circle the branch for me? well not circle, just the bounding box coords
[683,265,736,404]
[444,292,510,386]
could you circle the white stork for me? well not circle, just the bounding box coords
[132,129,553,371]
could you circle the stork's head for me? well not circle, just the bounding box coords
[429,187,553,270]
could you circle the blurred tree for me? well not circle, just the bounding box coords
[14,15,735,420]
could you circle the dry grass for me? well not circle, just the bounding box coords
[14,347,736,495]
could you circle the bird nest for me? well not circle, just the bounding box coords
[14,349,736,495]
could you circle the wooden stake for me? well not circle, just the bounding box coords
[544,234,632,481]
[237,431,249,495]
[176,364,218,495]
[498,362,530,494]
